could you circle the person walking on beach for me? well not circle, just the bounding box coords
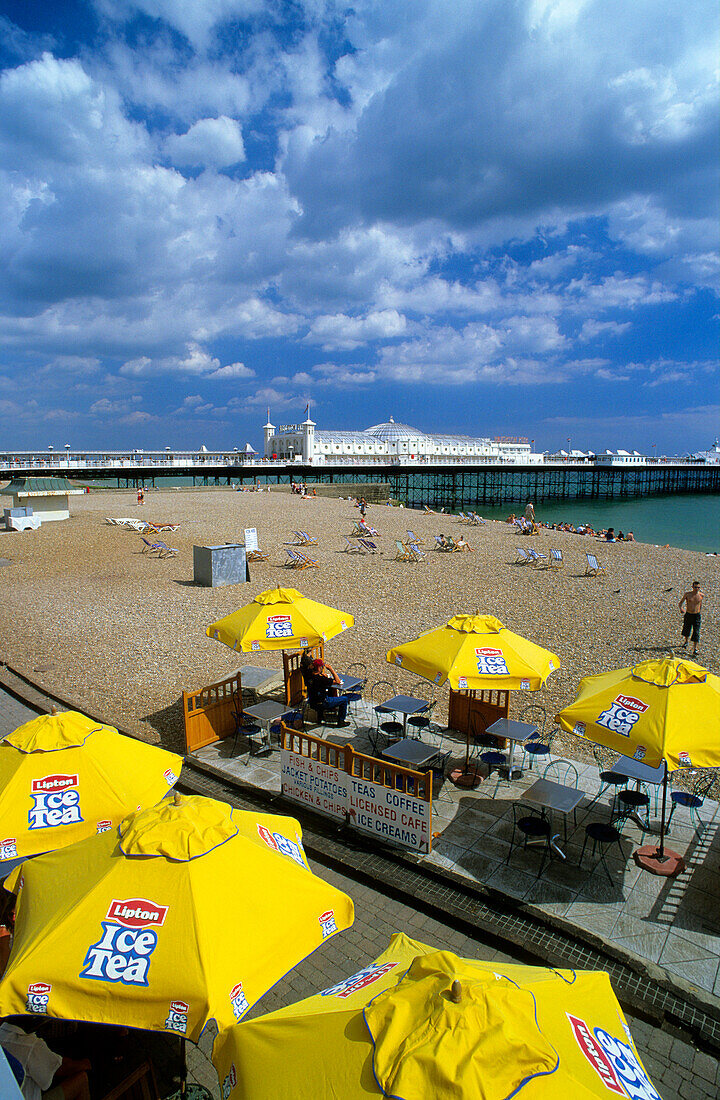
[679,581,703,657]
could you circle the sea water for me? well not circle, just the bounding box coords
[469,494,720,554]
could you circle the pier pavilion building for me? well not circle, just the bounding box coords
[263,416,545,465]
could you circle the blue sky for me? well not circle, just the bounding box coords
[0,0,717,454]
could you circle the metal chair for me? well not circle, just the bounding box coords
[586,747,629,817]
[407,698,436,738]
[542,759,581,828]
[343,662,367,722]
[613,788,651,830]
[231,692,263,762]
[579,822,624,884]
[480,748,509,797]
[425,728,452,806]
[667,771,717,834]
[506,803,552,875]
[371,679,404,741]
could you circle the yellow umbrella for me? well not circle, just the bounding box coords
[556,657,720,772]
[212,932,660,1100]
[206,587,354,652]
[556,656,720,870]
[0,711,182,861]
[0,794,354,1042]
[386,614,559,691]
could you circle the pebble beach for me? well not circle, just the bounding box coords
[0,486,717,761]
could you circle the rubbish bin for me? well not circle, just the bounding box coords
[193,544,250,587]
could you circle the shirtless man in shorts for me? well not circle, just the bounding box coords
[679,581,703,657]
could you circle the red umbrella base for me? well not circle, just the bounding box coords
[450,767,484,789]
[634,845,686,877]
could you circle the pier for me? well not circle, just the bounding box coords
[1,450,719,508]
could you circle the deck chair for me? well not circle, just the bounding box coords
[408,544,427,562]
[527,548,547,567]
[585,553,606,576]
[294,550,319,568]
[146,523,179,533]
[342,537,365,553]
[247,548,269,562]
[406,530,424,545]
[359,538,379,553]
[457,512,470,523]
[394,540,412,561]
[434,535,451,551]
[285,548,302,567]
[349,522,365,537]
[444,536,462,552]
[549,548,563,569]
[140,537,164,555]
[154,541,179,558]
[515,547,531,563]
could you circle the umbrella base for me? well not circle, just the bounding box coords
[634,845,686,877]
[450,767,484,789]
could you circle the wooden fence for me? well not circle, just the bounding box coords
[183,673,240,753]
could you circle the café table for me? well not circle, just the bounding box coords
[521,777,586,859]
[243,700,294,753]
[237,665,284,698]
[611,756,665,830]
[484,718,538,779]
[381,738,440,770]
[376,695,429,734]
[337,673,365,694]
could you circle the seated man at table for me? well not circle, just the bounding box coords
[307,659,350,727]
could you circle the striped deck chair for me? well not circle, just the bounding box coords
[140,537,164,555]
[295,550,319,568]
[585,552,606,576]
[247,548,269,562]
[292,531,318,545]
[444,536,462,552]
[408,544,427,562]
[434,535,449,551]
[394,540,412,561]
[406,530,424,546]
[342,537,365,553]
[457,512,470,523]
[349,522,365,537]
[516,547,531,563]
[153,541,179,558]
[549,548,563,569]
[527,548,547,568]
[359,538,379,553]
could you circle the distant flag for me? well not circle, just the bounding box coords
[305,403,310,416]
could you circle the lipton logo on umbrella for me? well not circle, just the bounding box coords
[26,981,52,1013]
[474,647,509,676]
[29,774,83,831]
[95,820,112,834]
[597,695,649,737]
[229,982,249,1021]
[319,910,337,938]
[0,837,18,859]
[222,1065,238,1100]
[165,999,190,1034]
[321,961,398,999]
[567,1014,625,1095]
[80,899,168,986]
[164,768,178,785]
[568,1015,661,1100]
[266,614,293,640]
[256,824,306,868]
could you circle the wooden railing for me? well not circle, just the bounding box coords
[183,673,241,753]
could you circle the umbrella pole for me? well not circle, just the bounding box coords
[180,1036,187,1098]
[657,762,668,860]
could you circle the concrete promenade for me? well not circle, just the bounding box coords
[1,681,719,1099]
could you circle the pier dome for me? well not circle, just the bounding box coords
[364,418,427,443]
